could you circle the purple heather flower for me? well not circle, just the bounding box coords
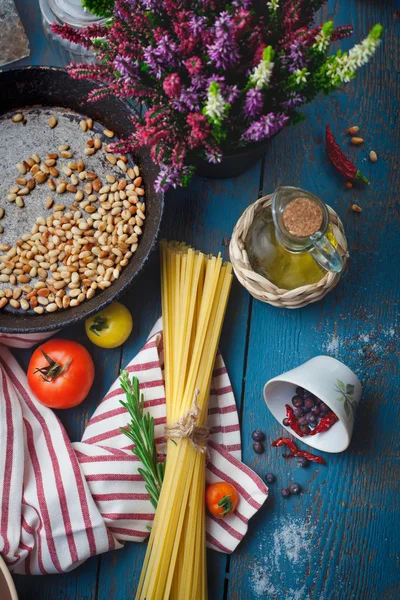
[243,88,263,119]
[207,12,239,70]
[173,86,202,112]
[138,0,162,11]
[143,35,178,79]
[224,85,240,104]
[232,0,253,8]
[154,164,193,192]
[114,55,139,83]
[241,112,289,142]
[281,38,308,74]
[205,150,222,164]
[190,15,207,37]
[280,93,305,111]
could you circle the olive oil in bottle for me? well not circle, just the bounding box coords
[246,204,325,290]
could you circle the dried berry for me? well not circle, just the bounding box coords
[252,429,265,442]
[289,482,301,495]
[253,442,264,454]
[281,488,291,498]
[282,418,290,427]
[295,386,304,397]
[292,395,304,408]
[297,456,309,468]
[265,473,276,484]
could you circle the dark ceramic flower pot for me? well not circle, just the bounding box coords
[194,140,270,179]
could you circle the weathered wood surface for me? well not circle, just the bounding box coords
[6,0,400,598]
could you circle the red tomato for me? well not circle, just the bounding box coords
[27,339,95,409]
[205,482,239,519]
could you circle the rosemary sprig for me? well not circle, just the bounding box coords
[119,370,165,509]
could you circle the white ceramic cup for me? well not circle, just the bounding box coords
[264,355,362,453]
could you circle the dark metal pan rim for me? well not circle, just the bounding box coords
[0,67,164,334]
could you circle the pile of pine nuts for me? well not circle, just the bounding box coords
[0,116,145,314]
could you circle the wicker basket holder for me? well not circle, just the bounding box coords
[229,194,348,309]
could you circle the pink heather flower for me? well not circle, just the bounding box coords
[187,113,210,145]
[185,56,202,75]
[233,10,251,39]
[163,73,182,98]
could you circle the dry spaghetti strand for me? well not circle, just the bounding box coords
[135,241,232,600]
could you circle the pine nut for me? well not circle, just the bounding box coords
[12,113,24,123]
[49,116,57,128]
[103,129,114,138]
[80,119,88,132]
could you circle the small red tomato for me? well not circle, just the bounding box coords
[205,482,239,519]
[27,339,95,409]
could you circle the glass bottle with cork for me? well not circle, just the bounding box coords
[246,186,343,290]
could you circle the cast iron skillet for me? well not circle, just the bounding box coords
[0,67,164,333]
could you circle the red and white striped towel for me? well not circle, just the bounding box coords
[0,319,268,575]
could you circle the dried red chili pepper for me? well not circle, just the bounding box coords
[271,437,326,465]
[271,437,298,454]
[325,124,369,185]
[308,412,338,436]
[285,404,304,437]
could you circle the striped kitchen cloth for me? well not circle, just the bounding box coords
[0,319,268,575]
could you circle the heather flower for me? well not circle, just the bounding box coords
[185,57,203,76]
[313,22,334,53]
[280,92,304,111]
[163,73,182,98]
[241,113,289,142]
[203,81,229,125]
[331,25,354,43]
[189,15,206,37]
[207,12,239,70]
[57,1,382,193]
[174,87,201,112]
[187,113,211,145]
[204,150,222,164]
[243,88,264,119]
[114,55,139,83]
[154,164,194,192]
[249,46,274,89]
[294,68,310,86]
[143,35,178,79]
[325,24,383,86]
[281,38,308,73]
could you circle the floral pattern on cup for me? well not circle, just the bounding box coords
[334,379,357,421]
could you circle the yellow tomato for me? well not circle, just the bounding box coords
[85,301,133,348]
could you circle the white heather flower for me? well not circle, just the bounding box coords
[327,24,383,85]
[348,34,381,67]
[204,81,226,122]
[313,22,334,53]
[294,68,309,85]
[267,0,279,10]
[249,46,274,89]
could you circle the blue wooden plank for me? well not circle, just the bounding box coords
[96,165,262,600]
[227,2,399,599]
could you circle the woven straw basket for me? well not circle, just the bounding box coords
[229,194,348,309]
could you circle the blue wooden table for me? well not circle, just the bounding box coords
[5,1,399,598]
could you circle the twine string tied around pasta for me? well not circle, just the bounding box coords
[165,389,210,453]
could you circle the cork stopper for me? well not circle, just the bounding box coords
[282,197,323,237]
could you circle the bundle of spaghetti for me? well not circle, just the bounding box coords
[135,240,232,600]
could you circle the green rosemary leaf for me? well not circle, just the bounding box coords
[119,370,165,509]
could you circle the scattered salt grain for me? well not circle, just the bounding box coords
[250,516,315,599]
